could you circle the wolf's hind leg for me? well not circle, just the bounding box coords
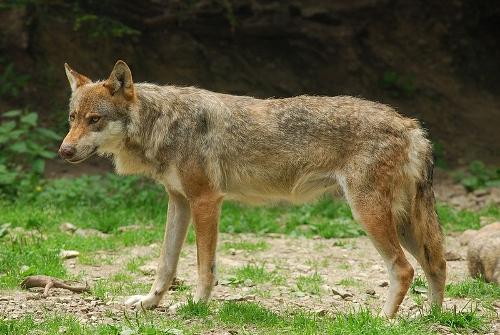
[397,187,446,308]
[347,191,414,318]
[126,191,191,309]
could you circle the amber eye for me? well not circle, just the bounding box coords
[69,114,75,122]
[89,116,101,124]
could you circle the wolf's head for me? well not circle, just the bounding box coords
[59,60,135,163]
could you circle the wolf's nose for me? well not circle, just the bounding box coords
[59,144,76,159]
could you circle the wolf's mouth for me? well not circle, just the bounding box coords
[66,147,98,164]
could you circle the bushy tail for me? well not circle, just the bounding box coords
[396,127,446,306]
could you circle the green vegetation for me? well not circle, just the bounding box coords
[446,278,500,303]
[0,110,60,196]
[0,63,30,98]
[232,264,284,285]
[296,273,324,295]
[0,303,491,335]
[73,14,140,39]
[453,160,500,191]
[380,71,416,98]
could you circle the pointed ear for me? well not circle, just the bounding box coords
[64,63,91,92]
[104,60,135,100]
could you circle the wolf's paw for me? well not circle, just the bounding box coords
[124,294,159,310]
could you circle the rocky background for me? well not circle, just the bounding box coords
[1,0,499,166]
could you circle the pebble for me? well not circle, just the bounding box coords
[60,250,80,259]
[331,287,353,299]
[378,280,389,287]
[243,279,255,287]
[365,289,376,295]
[59,222,78,233]
[444,250,462,261]
[138,265,156,275]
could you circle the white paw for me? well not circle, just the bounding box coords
[124,294,159,310]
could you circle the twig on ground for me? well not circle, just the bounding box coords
[20,275,90,297]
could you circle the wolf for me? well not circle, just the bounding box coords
[60,60,446,317]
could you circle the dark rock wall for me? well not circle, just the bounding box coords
[1,0,499,165]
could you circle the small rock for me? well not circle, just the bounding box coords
[167,329,183,335]
[138,265,156,275]
[444,250,462,261]
[223,294,254,302]
[20,265,30,273]
[58,326,68,334]
[120,328,135,335]
[229,248,236,256]
[331,287,353,299]
[378,281,389,287]
[413,286,428,294]
[459,230,477,246]
[59,222,77,233]
[74,228,109,239]
[60,250,80,259]
[243,279,254,287]
[473,189,490,197]
[315,309,328,316]
[295,291,306,297]
[365,289,376,295]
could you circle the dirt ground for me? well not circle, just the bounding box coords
[1,233,499,331]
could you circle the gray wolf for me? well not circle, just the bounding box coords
[60,60,446,317]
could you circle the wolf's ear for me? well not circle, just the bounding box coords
[104,60,135,100]
[65,63,91,92]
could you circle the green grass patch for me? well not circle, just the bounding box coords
[0,302,492,335]
[177,298,211,319]
[296,273,324,295]
[423,305,488,333]
[232,264,284,285]
[446,278,500,302]
[219,301,282,327]
[337,277,362,288]
[437,203,500,232]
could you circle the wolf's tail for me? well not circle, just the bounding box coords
[395,124,447,306]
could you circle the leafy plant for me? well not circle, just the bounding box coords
[0,63,30,98]
[74,14,140,39]
[380,71,416,98]
[0,110,60,196]
[453,160,500,191]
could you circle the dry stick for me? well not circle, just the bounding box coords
[20,275,90,297]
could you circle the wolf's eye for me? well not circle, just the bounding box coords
[89,116,101,124]
[69,114,75,122]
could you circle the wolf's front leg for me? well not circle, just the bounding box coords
[125,191,191,309]
[190,194,222,301]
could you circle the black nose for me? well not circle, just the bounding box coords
[58,144,76,159]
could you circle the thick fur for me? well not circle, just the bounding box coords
[61,61,446,317]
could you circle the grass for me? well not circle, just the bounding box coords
[446,278,500,302]
[0,302,491,335]
[296,273,324,295]
[177,298,211,319]
[338,278,362,288]
[232,264,284,285]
